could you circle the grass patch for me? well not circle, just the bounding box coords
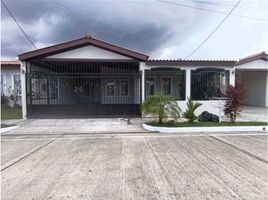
[1,107,22,120]
[146,121,268,127]
[1,123,16,128]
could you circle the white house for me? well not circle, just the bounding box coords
[236,52,268,107]
[1,61,22,106]
[17,35,236,119]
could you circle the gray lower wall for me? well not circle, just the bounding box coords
[237,71,267,107]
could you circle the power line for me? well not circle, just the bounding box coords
[157,0,268,22]
[184,0,242,59]
[1,0,37,49]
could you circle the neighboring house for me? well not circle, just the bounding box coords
[18,35,236,118]
[1,61,22,106]
[236,52,268,107]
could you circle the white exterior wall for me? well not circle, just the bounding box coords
[1,68,21,96]
[47,45,132,60]
[236,58,268,107]
[141,64,234,116]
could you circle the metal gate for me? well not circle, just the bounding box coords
[26,60,141,118]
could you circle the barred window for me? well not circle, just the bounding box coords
[1,75,4,95]
[121,80,129,96]
[145,69,185,100]
[191,69,229,100]
[14,75,21,94]
[106,80,117,96]
[145,77,155,97]
[161,77,171,96]
[31,77,47,99]
[50,78,58,99]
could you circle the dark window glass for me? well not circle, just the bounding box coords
[121,80,129,96]
[145,77,155,97]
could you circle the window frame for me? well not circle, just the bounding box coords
[13,74,21,95]
[106,79,117,97]
[145,76,155,97]
[120,79,129,96]
[161,76,172,96]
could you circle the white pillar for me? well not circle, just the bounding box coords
[185,69,191,99]
[20,61,27,119]
[265,71,268,107]
[229,68,235,86]
[139,62,146,102]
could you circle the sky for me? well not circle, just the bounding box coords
[1,0,268,61]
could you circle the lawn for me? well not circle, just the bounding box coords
[1,107,22,120]
[146,121,268,127]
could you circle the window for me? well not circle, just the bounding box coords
[14,75,21,94]
[1,75,3,94]
[31,77,47,99]
[120,80,129,96]
[50,78,58,99]
[191,69,229,100]
[145,69,185,100]
[145,77,155,97]
[161,77,171,96]
[106,80,117,96]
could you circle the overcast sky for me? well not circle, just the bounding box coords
[1,0,268,61]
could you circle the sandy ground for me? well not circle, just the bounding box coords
[1,132,267,200]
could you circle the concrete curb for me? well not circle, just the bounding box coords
[0,126,19,133]
[143,124,268,133]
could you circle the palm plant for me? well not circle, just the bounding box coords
[183,97,202,123]
[142,94,181,124]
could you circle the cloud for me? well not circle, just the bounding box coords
[1,0,268,60]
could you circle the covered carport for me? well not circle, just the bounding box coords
[236,52,268,107]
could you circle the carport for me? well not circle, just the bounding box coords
[236,52,268,107]
[18,35,148,118]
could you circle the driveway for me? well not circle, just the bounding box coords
[2,118,146,135]
[1,132,267,200]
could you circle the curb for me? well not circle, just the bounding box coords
[0,126,19,133]
[143,124,268,133]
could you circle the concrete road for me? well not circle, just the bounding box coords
[1,132,267,200]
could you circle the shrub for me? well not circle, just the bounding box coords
[224,81,245,122]
[183,97,202,123]
[142,94,181,124]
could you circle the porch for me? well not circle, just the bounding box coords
[25,59,141,118]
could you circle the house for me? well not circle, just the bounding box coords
[1,61,22,106]
[236,51,268,107]
[18,35,237,118]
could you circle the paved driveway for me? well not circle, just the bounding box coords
[2,118,146,135]
[1,132,267,200]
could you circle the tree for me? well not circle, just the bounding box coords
[142,94,181,124]
[223,81,245,122]
[183,97,202,123]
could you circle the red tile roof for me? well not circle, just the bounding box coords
[0,61,20,65]
[18,35,149,61]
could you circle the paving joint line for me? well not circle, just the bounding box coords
[208,135,268,164]
[1,134,63,172]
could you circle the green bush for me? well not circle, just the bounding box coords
[183,97,202,123]
[142,94,181,124]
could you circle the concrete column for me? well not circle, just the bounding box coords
[185,69,191,99]
[20,61,27,119]
[229,68,235,86]
[139,62,146,102]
